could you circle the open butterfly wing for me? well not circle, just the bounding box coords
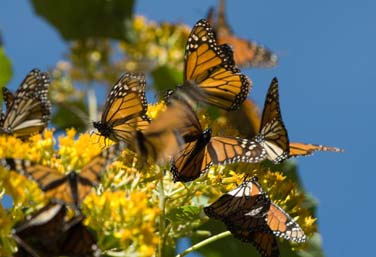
[0,69,51,139]
[208,136,267,165]
[172,134,267,182]
[230,227,280,257]
[204,176,270,220]
[208,0,278,68]
[266,202,306,243]
[289,141,344,157]
[1,158,79,206]
[77,143,123,203]
[94,72,150,143]
[183,19,251,111]
[257,78,289,163]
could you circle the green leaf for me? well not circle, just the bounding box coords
[166,205,201,224]
[151,65,183,97]
[31,0,135,41]
[0,47,12,87]
[52,101,88,132]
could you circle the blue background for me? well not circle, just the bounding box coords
[0,1,372,257]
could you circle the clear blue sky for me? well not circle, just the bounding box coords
[1,1,373,257]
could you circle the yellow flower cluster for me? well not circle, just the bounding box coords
[119,15,190,72]
[83,190,160,257]
[0,103,317,256]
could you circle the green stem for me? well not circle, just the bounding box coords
[158,167,166,257]
[88,84,98,122]
[175,231,232,257]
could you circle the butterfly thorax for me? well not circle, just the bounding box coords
[93,121,113,138]
[199,128,212,145]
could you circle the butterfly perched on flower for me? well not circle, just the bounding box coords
[170,101,267,182]
[166,19,251,111]
[1,143,123,210]
[93,72,151,144]
[207,0,278,68]
[0,69,51,140]
[204,176,306,257]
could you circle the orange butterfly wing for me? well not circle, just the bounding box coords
[93,72,150,143]
[289,142,344,157]
[183,19,251,111]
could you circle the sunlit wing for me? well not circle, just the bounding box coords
[0,69,51,139]
[93,72,151,143]
[181,19,251,111]
[255,78,289,163]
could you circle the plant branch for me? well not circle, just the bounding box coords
[175,231,231,257]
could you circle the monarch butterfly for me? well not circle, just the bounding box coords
[0,69,51,140]
[204,176,270,220]
[289,142,344,157]
[170,102,267,182]
[93,72,151,144]
[55,215,100,257]
[166,19,251,111]
[205,176,306,257]
[133,99,200,165]
[13,202,67,257]
[1,143,123,209]
[13,202,100,257]
[207,0,278,68]
[254,78,343,160]
[254,77,289,164]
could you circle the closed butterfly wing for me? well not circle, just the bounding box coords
[93,72,151,143]
[182,19,251,111]
[208,0,278,68]
[171,128,212,182]
[255,78,289,163]
[0,69,51,139]
[2,87,15,110]
[289,142,344,157]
